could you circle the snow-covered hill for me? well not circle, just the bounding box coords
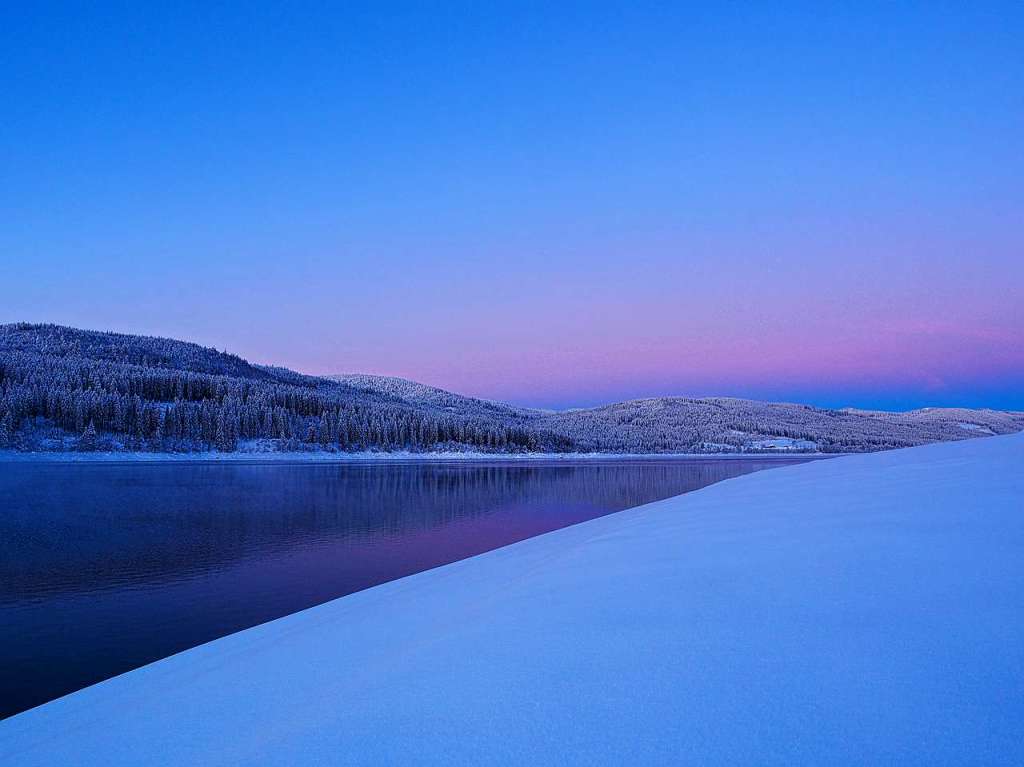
[4,433,1022,764]
[334,374,1024,453]
[0,324,572,454]
[2,324,1021,455]
[329,373,544,421]
[542,396,1024,452]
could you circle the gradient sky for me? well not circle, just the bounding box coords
[2,2,1022,410]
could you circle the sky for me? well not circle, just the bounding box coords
[1,2,1021,411]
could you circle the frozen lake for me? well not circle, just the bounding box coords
[0,456,813,718]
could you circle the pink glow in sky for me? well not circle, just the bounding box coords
[3,3,1022,410]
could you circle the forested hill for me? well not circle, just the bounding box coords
[328,374,544,421]
[1,323,1021,455]
[0,324,571,454]
[0,323,272,381]
[337,376,1024,454]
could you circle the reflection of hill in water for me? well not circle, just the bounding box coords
[3,458,819,718]
[2,460,805,600]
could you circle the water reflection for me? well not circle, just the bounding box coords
[1,457,811,718]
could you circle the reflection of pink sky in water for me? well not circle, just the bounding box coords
[4,459,816,717]
[225,499,610,608]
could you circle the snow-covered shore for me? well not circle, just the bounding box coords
[0,448,826,463]
[3,434,1022,765]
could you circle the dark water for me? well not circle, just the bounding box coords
[0,457,813,718]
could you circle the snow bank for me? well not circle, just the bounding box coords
[3,434,1022,765]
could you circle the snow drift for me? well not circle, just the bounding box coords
[3,433,1022,765]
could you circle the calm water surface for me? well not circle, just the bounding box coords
[0,457,814,718]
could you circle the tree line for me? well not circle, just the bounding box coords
[0,326,573,453]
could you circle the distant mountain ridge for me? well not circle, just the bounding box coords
[2,323,1021,455]
[329,373,1024,453]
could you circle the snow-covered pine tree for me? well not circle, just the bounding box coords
[78,420,98,452]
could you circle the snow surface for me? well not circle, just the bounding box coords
[3,434,1023,765]
[745,437,818,450]
[958,422,994,434]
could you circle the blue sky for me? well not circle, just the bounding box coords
[2,2,1022,409]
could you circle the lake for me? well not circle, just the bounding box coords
[0,456,815,718]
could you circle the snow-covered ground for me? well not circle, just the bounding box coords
[744,436,818,450]
[3,434,1022,765]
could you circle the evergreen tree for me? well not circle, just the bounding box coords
[78,420,98,452]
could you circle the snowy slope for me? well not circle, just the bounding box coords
[328,372,1024,453]
[540,396,1024,452]
[3,434,1023,765]
[329,373,545,421]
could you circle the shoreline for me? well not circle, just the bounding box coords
[0,449,837,464]
[5,433,1020,764]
